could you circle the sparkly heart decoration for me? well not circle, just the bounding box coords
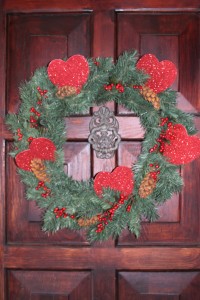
[15,137,56,171]
[163,124,200,165]
[15,150,35,171]
[94,166,134,197]
[47,55,89,90]
[30,138,56,161]
[136,54,177,93]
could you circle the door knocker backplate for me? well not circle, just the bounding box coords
[88,106,121,159]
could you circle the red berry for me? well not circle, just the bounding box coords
[30,116,37,123]
[94,60,100,66]
[116,83,121,89]
[28,137,34,142]
[126,205,131,212]
[30,107,36,113]
[133,85,142,89]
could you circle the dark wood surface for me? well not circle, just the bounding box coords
[1,0,200,299]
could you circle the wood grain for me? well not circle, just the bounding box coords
[1,1,200,299]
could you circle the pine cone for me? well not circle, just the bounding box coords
[56,85,77,99]
[30,158,50,182]
[138,172,157,198]
[140,85,160,110]
[78,215,99,227]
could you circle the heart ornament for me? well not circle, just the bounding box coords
[163,124,200,165]
[94,166,134,197]
[47,54,89,91]
[136,54,177,93]
[15,138,56,171]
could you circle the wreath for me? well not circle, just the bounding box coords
[6,51,200,242]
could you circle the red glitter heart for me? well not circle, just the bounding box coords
[30,137,56,161]
[47,55,89,90]
[136,54,177,93]
[15,138,56,171]
[94,166,134,197]
[163,124,200,165]
[15,150,35,171]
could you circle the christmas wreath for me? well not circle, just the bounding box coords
[6,51,200,242]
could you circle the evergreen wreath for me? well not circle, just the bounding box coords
[6,51,200,242]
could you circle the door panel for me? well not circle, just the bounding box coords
[8,270,92,300]
[116,11,200,245]
[7,13,92,114]
[1,1,200,299]
[117,12,200,109]
[118,272,200,300]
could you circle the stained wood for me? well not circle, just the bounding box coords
[3,0,200,11]
[4,247,200,270]
[1,0,200,299]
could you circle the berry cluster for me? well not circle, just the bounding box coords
[104,83,125,93]
[35,181,51,198]
[149,117,175,153]
[149,163,160,180]
[53,207,68,218]
[30,107,41,117]
[37,86,48,97]
[95,194,129,233]
[29,106,41,128]
[126,204,132,212]
[132,85,142,89]
[17,128,23,141]
[27,137,34,143]
[37,86,48,105]
[93,59,100,66]
[53,207,75,219]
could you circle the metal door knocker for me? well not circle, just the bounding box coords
[88,106,121,159]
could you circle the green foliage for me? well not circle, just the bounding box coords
[6,51,196,243]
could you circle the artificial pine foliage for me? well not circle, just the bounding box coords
[6,51,199,242]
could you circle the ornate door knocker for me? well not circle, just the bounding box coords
[88,106,121,159]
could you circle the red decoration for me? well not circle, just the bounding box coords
[104,83,125,93]
[17,128,23,141]
[126,205,132,212]
[53,207,68,218]
[30,138,56,160]
[15,137,56,171]
[116,83,124,93]
[37,87,48,97]
[15,150,34,171]
[136,54,177,93]
[36,181,51,198]
[47,55,89,92]
[94,166,134,197]
[163,124,200,164]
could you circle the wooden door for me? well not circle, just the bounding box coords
[0,0,200,299]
